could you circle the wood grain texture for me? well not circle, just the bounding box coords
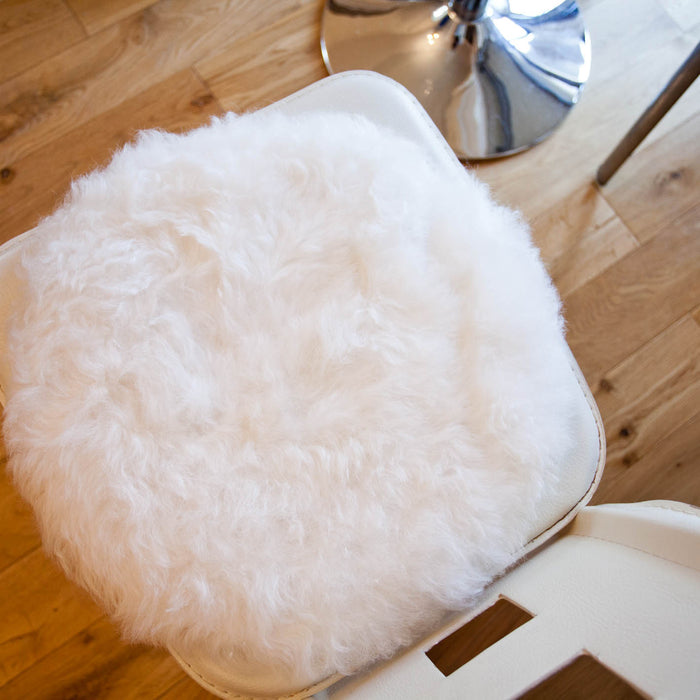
[602,113,700,243]
[67,0,160,35]
[593,415,700,505]
[520,654,644,699]
[531,184,639,297]
[0,381,39,577]
[592,316,700,498]
[426,598,533,676]
[0,0,85,84]
[197,1,326,113]
[0,549,103,686]
[658,0,700,33]
[0,464,40,574]
[564,204,700,385]
[156,675,218,699]
[0,616,183,700]
[0,69,222,244]
[0,0,302,165]
[0,0,698,696]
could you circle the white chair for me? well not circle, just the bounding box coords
[0,72,605,699]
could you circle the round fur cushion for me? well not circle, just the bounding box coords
[4,111,578,680]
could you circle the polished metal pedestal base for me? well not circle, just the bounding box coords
[321,1,591,160]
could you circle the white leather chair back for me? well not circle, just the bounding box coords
[325,501,700,699]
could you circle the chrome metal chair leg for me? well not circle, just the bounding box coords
[596,40,700,185]
[321,0,591,160]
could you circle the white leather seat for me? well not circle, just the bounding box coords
[0,72,606,699]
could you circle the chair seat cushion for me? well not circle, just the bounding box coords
[5,110,580,682]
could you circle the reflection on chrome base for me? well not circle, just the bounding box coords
[321,0,591,160]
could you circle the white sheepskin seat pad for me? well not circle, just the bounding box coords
[4,111,579,682]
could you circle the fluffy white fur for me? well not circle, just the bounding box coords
[4,111,577,681]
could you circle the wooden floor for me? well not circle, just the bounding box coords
[0,0,698,697]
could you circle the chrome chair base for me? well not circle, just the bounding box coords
[321,1,591,160]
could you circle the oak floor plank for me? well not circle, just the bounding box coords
[0,616,185,700]
[0,463,40,574]
[593,315,700,477]
[66,0,159,35]
[564,204,700,386]
[0,0,301,166]
[0,549,103,687]
[0,0,85,84]
[531,184,639,298]
[601,113,700,243]
[0,68,222,245]
[658,0,700,33]
[157,675,218,699]
[475,0,698,220]
[592,414,700,505]
[1,403,39,577]
[521,654,645,700]
[196,1,325,113]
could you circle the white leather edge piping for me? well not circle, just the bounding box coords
[170,647,344,700]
